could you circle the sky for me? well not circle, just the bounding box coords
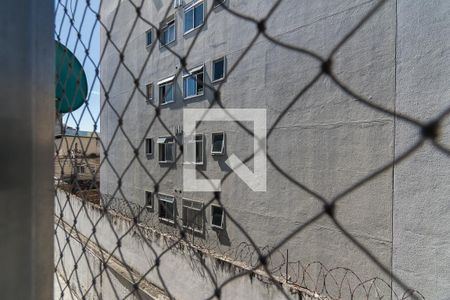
[55,0,101,132]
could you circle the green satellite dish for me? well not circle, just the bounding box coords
[55,41,88,113]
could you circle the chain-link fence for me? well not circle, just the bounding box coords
[53,0,450,299]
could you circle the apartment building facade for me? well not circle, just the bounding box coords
[100,1,450,298]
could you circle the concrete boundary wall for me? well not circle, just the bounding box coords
[55,190,323,300]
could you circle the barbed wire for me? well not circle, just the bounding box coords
[53,0,447,299]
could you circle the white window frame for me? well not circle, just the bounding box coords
[157,137,176,163]
[211,132,225,155]
[145,29,153,47]
[183,0,204,35]
[158,194,176,223]
[158,75,175,105]
[146,82,153,102]
[75,165,86,174]
[183,65,204,99]
[210,204,224,229]
[182,198,204,233]
[212,56,226,82]
[160,16,176,46]
[173,0,182,8]
[145,191,153,209]
[145,138,153,156]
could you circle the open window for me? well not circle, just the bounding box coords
[160,15,176,46]
[211,204,224,229]
[158,75,175,104]
[183,65,204,98]
[157,137,175,163]
[184,0,204,34]
[158,194,175,223]
[145,191,153,209]
[211,132,225,155]
[182,199,203,233]
[145,138,153,156]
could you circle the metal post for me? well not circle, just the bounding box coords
[0,0,54,299]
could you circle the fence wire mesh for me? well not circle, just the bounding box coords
[53,0,445,299]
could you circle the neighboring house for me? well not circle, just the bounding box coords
[55,129,100,182]
[98,1,450,298]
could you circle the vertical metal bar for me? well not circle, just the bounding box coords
[286,249,289,282]
[0,0,54,299]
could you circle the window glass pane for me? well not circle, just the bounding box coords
[212,133,224,152]
[184,9,194,32]
[162,29,168,44]
[146,138,152,154]
[166,202,174,220]
[212,206,223,227]
[146,192,152,207]
[194,4,204,28]
[165,83,173,101]
[159,144,165,161]
[166,143,174,162]
[213,59,224,81]
[146,84,152,99]
[195,140,202,163]
[146,31,152,45]
[196,72,203,94]
[168,24,175,42]
[184,76,196,97]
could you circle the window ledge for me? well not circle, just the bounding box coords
[159,217,175,224]
[183,93,204,101]
[159,39,176,48]
[182,225,203,234]
[183,161,204,166]
[183,25,203,36]
[159,161,175,164]
[160,100,175,106]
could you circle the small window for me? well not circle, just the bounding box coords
[211,204,224,229]
[212,57,225,82]
[211,132,225,155]
[157,137,175,163]
[145,191,153,209]
[184,1,204,34]
[146,83,153,101]
[75,165,86,174]
[160,16,176,46]
[145,138,153,156]
[182,199,203,233]
[158,194,175,223]
[158,76,175,104]
[183,65,204,98]
[146,29,153,46]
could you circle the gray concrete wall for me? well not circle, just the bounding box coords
[394,1,450,299]
[100,0,397,288]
